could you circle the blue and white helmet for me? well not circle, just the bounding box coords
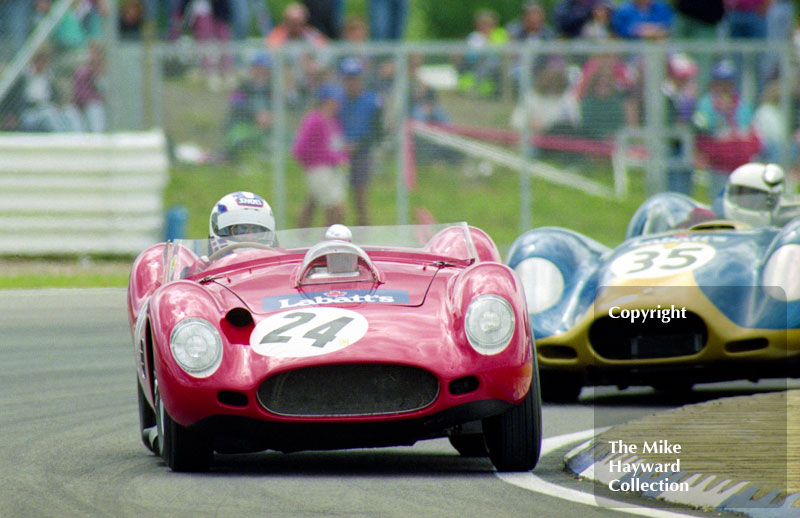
[209,192,276,250]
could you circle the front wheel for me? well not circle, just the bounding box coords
[482,376,542,472]
[154,377,213,472]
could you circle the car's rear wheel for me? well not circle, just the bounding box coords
[539,371,583,403]
[154,376,213,472]
[448,433,489,457]
[482,376,542,472]
[137,381,157,453]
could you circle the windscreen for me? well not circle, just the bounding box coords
[163,223,477,282]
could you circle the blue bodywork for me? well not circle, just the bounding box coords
[507,193,800,341]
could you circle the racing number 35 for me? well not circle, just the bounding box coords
[610,242,717,279]
[250,307,370,358]
[627,247,702,273]
[261,312,353,348]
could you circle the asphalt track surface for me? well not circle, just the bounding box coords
[0,288,785,518]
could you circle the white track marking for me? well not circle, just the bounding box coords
[496,428,703,518]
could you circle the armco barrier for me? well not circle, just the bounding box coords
[0,131,168,256]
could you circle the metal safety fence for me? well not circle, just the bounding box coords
[0,33,798,237]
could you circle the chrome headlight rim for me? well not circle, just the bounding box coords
[465,294,516,355]
[169,317,223,378]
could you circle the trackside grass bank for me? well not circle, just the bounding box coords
[5,153,661,288]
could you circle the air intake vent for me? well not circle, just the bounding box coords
[258,364,439,417]
[589,311,707,360]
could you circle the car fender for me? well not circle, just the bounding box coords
[506,227,608,339]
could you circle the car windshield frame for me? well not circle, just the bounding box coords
[162,223,478,282]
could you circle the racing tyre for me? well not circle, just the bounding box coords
[137,381,157,453]
[539,371,582,403]
[154,377,213,472]
[482,377,542,472]
[448,433,489,457]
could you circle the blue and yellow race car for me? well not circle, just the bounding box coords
[507,163,800,401]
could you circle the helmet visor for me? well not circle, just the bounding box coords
[729,185,770,211]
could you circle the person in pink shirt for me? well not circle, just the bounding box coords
[292,83,349,227]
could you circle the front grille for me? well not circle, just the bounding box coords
[257,364,440,417]
[589,312,707,360]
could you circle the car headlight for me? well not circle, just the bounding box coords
[170,318,223,377]
[513,257,564,313]
[763,244,800,301]
[465,294,515,355]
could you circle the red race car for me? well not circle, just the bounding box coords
[128,223,540,472]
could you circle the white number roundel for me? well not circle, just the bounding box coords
[250,307,368,358]
[609,242,716,279]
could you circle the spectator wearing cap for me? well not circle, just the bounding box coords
[339,57,383,226]
[292,83,349,227]
[693,60,761,200]
[220,52,274,161]
[553,0,599,38]
[611,0,674,40]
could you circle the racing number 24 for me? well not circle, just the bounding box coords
[260,312,354,348]
[627,246,703,274]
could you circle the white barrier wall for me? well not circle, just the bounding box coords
[0,131,168,255]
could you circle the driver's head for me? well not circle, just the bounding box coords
[209,192,276,250]
[722,163,785,226]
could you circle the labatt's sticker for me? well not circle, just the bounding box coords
[262,289,410,311]
[250,307,368,358]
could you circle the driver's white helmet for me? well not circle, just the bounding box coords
[722,163,785,227]
[209,191,276,250]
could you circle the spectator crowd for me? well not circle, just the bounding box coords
[0,0,798,221]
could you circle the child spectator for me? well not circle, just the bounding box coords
[20,48,82,132]
[457,9,508,98]
[581,0,614,40]
[72,42,106,132]
[292,84,348,227]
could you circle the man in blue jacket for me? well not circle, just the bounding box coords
[339,57,383,226]
[612,0,674,39]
